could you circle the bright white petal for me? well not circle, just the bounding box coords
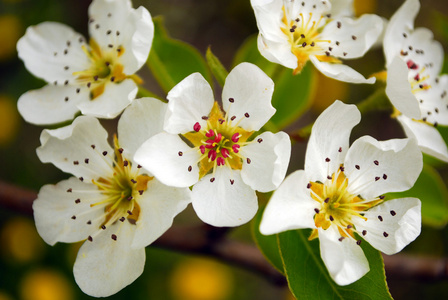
[257,34,298,69]
[17,84,89,125]
[318,227,370,286]
[73,221,145,297]
[321,14,383,59]
[251,0,285,43]
[354,197,421,255]
[33,177,105,245]
[345,136,422,199]
[397,115,448,162]
[37,116,114,181]
[118,97,167,156]
[77,78,138,119]
[329,0,354,18]
[305,100,361,182]
[131,179,191,248]
[383,0,420,66]
[192,168,258,227]
[17,22,89,83]
[418,75,448,126]
[310,56,375,84]
[134,132,200,188]
[385,56,421,119]
[260,170,316,235]
[165,73,214,134]
[222,63,275,131]
[240,131,291,192]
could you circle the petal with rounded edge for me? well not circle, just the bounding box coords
[73,221,145,297]
[192,168,258,227]
[17,22,89,83]
[118,97,167,156]
[77,78,138,119]
[260,170,316,235]
[131,179,191,248]
[240,131,291,192]
[310,56,375,84]
[37,116,114,181]
[33,177,105,245]
[165,73,214,134]
[257,34,298,70]
[318,227,370,286]
[329,0,354,18]
[345,136,422,199]
[134,132,200,187]
[354,197,421,255]
[222,63,275,131]
[18,84,89,125]
[305,100,360,182]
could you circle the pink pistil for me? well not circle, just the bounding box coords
[217,157,225,166]
[414,74,420,81]
[200,145,206,154]
[221,148,230,158]
[231,133,240,143]
[232,144,240,153]
[407,60,418,70]
[193,122,201,132]
[208,149,217,161]
[214,133,222,143]
[205,129,214,137]
[205,139,215,149]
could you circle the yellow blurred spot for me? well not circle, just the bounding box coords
[0,217,45,263]
[0,95,20,146]
[170,257,234,300]
[20,269,74,300]
[0,15,22,61]
[354,0,377,16]
[0,290,14,300]
[310,72,349,114]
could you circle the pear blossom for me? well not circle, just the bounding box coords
[17,0,154,125]
[134,63,291,227]
[250,0,383,83]
[383,0,448,162]
[260,100,422,285]
[33,98,191,297]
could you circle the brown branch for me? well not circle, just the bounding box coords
[1,180,448,285]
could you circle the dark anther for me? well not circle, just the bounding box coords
[95,24,100,29]
[75,199,81,204]
[301,34,305,38]
[127,210,133,215]
[79,177,84,182]
[88,236,93,242]
[327,176,332,180]
[111,76,115,82]
[130,179,137,184]
[138,190,144,195]
[338,237,345,242]
[127,196,133,201]
[362,230,367,236]
[390,210,396,216]
[379,195,385,200]
[383,232,389,237]
[94,75,99,81]
[202,116,208,120]
[67,188,72,193]
[118,148,124,153]
[374,160,379,165]
[71,215,76,220]
[120,217,125,222]
[352,35,357,40]
[111,234,117,241]
[102,151,107,156]
[87,82,91,88]
[64,49,68,55]
[314,208,320,213]
[325,157,330,162]
[73,161,79,165]
[85,158,89,164]
[257,138,263,143]
[403,32,407,38]
[101,225,106,230]
[231,116,236,121]
[347,225,352,229]
[230,179,235,185]
[210,177,215,183]
[356,240,362,246]
[188,166,192,172]
[325,51,330,56]
[329,215,334,221]
[247,158,251,164]
[338,147,342,152]
[324,198,329,203]
[383,174,387,180]
[375,177,380,181]
[336,41,340,46]
[337,21,341,28]
[307,183,312,189]
[378,215,383,222]
[64,80,69,85]
[123,160,129,167]
[65,97,69,101]
[76,88,80,93]
[178,151,183,156]
[137,165,142,168]
[355,165,360,170]
[343,52,347,56]
[108,44,113,48]
[244,112,250,118]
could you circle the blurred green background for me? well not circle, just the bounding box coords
[1,0,448,299]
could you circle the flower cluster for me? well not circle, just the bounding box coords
[16,0,440,297]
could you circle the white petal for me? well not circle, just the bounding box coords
[77,78,138,119]
[354,197,421,255]
[383,0,420,66]
[305,100,361,182]
[165,73,214,134]
[250,0,286,43]
[17,84,89,125]
[345,136,422,199]
[397,115,448,162]
[222,63,275,131]
[385,56,421,119]
[240,131,291,192]
[33,177,105,245]
[318,227,370,286]
[329,0,354,18]
[192,168,258,227]
[310,56,375,84]
[321,14,383,59]
[37,116,114,181]
[134,132,200,187]
[131,179,191,248]
[73,221,145,297]
[257,34,298,70]
[118,97,167,156]
[88,0,154,74]
[17,22,89,83]
[260,170,316,235]
[418,75,448,126]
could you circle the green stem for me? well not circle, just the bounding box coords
[137,86,160,99]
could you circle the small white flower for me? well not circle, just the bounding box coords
[33,98,191,297]
[250,0,383,83]
[17,0,154,125]
[260,100,422,285]
[134,63,291,227]
[383,0,448,162]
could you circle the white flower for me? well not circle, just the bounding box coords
[33,98,191,297]
[384,0,448,162]
[17,0,154,125]
[134,63,291,227]
[260,100,422,285]
[250,0,383,83]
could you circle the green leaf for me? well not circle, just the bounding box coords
[251,205,284,274]
[233,35,317,130]
[278,229,392,300]
[206,47,228,87]
[147,17,212,94]
[388,164,448,228]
